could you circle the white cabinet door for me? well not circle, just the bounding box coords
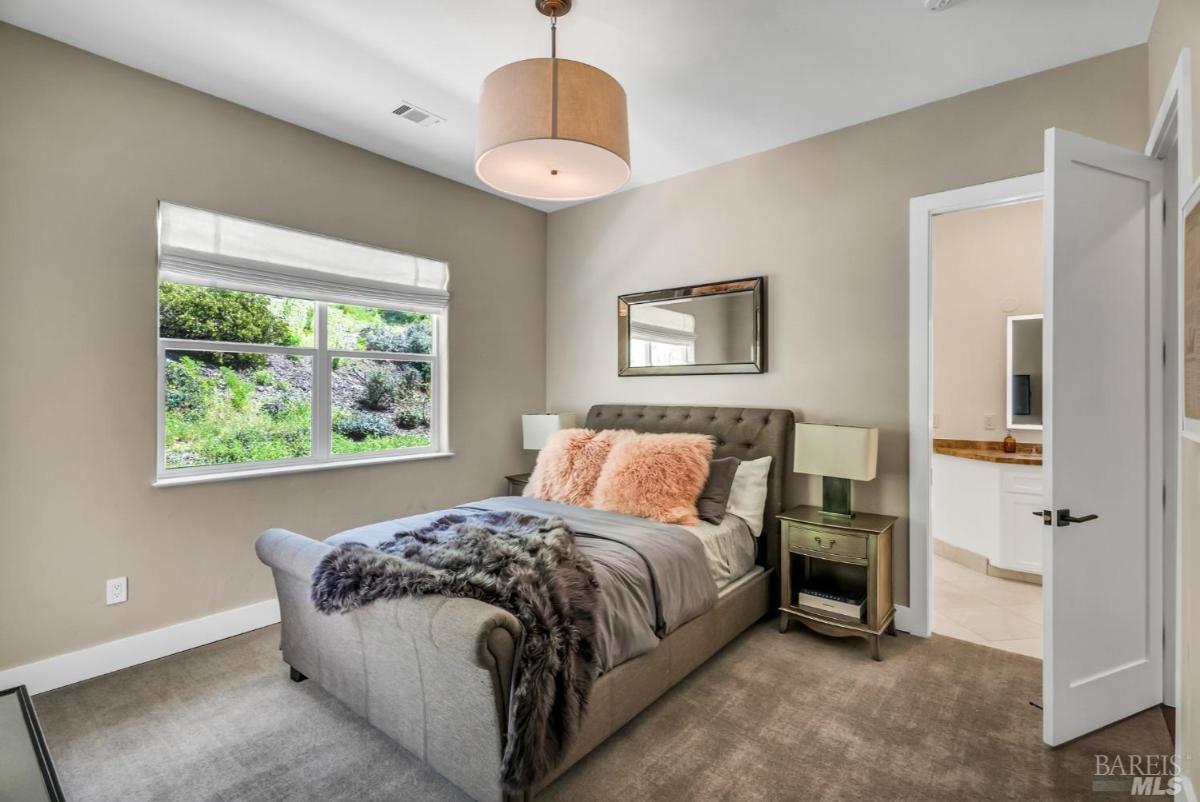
[999,492,1044,574]
[997,467,1043,574]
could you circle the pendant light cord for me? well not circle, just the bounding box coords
[550,12,558,138]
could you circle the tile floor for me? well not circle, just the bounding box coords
[933,554,1043,659]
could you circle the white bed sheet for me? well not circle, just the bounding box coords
[679,515,758,591]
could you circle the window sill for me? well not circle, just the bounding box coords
[153,451,455,488]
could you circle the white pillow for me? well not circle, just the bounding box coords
[725,456,772,537]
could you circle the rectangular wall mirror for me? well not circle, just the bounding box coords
[618,277,764,376]
[1007,313,1043,429]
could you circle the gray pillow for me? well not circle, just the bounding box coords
[696,457,740,525]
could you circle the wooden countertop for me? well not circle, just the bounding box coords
[933,439,1042,466]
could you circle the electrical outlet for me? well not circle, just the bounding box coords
[106,577,128,606]
[984,414,997,430]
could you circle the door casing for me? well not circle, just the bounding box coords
[902,173,1044,638]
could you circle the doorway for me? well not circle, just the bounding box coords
[928,198,1045,659]
[902,172,1044,643]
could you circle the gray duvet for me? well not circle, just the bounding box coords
[326,496,718,671]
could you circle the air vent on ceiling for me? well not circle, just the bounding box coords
[393,102,445,127]
[924,0,963,10]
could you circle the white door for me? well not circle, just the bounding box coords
[1042,128,1163,745]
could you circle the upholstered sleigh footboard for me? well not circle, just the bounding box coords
[256,527,771,802]
[256,528,522,802]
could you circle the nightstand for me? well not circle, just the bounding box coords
[505,473,531,495]
[778,505,897,661]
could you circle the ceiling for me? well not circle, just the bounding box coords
[0,0,1158,212]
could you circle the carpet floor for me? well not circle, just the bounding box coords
[34,622,1171,801]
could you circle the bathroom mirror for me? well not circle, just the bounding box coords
[1007,314,1043,429]
[617,277,764,376]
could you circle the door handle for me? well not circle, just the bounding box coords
[1055,508,1099,527]
[1031,509,1099,526]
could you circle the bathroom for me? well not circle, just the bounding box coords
[930,198,1044,658]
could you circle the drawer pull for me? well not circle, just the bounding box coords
[813,536,836,550]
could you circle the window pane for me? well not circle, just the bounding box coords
[629,338,695,367]
[331,358,432,454]
[158,282,315,347]
[163,350,312,469]
[327,304,433,354]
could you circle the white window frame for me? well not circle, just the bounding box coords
[155,296,450,486]
[629,337,696,367]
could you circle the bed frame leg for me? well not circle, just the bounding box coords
[289,666,307,683]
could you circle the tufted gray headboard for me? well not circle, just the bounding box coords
[585,404,795,588]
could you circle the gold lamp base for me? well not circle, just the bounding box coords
[821,476,855,519]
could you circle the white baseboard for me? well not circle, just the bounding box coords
[0,598,280,696]
[893,604,930,637]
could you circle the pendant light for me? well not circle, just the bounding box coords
[475,0,630,202]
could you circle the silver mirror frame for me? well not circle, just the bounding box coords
[617,277,765,376]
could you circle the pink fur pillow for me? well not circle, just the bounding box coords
[524,428,635,507]
[592,433,714,524]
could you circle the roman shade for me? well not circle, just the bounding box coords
[628,305,696,346]
[157,202,449,312]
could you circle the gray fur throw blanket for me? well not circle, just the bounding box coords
[310,510,601,792]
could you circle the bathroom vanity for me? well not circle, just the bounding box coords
[931,312,1046,579]
[932,441,1043,577]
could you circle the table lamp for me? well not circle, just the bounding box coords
[521,413,576,450]
[793,422,878,518]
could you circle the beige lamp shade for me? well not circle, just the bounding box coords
[793,423,878,481]
[522,413,577,450]
[475,58,630,202]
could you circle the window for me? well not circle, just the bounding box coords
[628,305,696,367]
[156,203,448,482]
[628,337,695,367]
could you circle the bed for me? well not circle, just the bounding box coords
[255,404,793,801]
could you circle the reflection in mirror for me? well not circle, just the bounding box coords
[1008,314,1043,429]
[628,292,756,368]
[618,278,764,376]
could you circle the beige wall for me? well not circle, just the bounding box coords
[546,47,1149,606]
[1149,0,1200,783]
[0,24,547,670]
[1181,438,1199,781]
[1149,0,1200,171]
[932,200,1043,443]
